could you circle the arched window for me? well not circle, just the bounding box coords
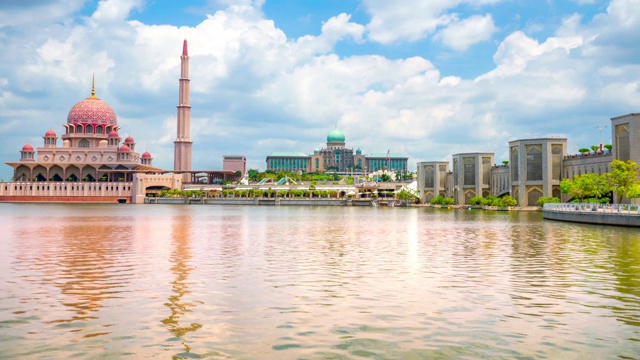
[315,158,319,169]
[79,139,90,148]
[69,126,75,134]
[86,125,94,134]
[335,151,341,163]
[96,125,103,134]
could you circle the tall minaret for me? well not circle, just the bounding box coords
[174,39,193,174]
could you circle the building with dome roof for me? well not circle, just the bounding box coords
[0,76,175,203]
[266,128,408,174]
[4,78,158,184]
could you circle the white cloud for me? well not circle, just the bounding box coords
[435,14,498,51]
[1,0,640,178]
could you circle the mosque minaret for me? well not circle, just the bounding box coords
[174,39,193,173]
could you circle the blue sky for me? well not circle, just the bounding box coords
[0,0,639,180]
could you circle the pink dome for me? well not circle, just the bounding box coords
[45,129,57,137]
[141,151,152,159]
[67,97,117,126]
[22,144,34,152]
[118,145,130,152]
[108,130,119,138]
[124,136,135,144]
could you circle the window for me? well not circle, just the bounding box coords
[526,146,542,181]
[79,139,90,148]
[425,166,434,188]
[335,151,341,163]
[463,158,475,186]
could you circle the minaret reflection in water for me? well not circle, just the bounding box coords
[161,213,202,353]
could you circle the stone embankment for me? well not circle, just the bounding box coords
[543,203,640,227]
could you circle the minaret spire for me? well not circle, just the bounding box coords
[174,39,193,176]
[91,73,96,98]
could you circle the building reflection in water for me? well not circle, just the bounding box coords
[12,217,135,339]
[161,213,203,354]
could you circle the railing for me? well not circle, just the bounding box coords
[543,203,640,215]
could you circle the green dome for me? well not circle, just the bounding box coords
[327,128,345,143]
[314,148,320,153]
[356,148,362,155]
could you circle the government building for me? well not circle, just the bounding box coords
[266,128,408,174]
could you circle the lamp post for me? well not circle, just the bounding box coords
[595,125,607,152]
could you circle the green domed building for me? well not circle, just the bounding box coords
[266,128,408,174]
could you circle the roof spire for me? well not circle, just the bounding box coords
[182,39,188,56]
[91,73,96,98]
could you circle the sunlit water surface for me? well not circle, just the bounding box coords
[1,203,639,359]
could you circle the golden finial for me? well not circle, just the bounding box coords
[91,73,96,98]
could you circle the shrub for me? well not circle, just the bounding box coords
[498,195,517,207]
[443,197,454,205]
[430,195,444,205]
[468,196,484,205]
[536,196,560,206]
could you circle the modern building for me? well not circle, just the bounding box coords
[416,161,449,203]
[417,113,640,206]
[451,152,494,204]
[223,155,246,176]
[266,128,408,174]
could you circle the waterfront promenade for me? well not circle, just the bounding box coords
[543,203,640,227]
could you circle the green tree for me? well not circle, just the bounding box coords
[590,145,600,153]
[604,160,640,203]
[247,169,259,181]
[396,188,419,203]
[561,172,613,202]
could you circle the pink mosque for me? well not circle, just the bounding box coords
[0,40,238,203]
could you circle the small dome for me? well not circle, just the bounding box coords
[141,151,152,159]
[118,145,130,152]
[108,130,119,138]
[327,128,345,143]
[124,136,135,144]
[356,148,362,155]
[22,144,34,152]
[45,129,57,137]
[98,140,108,148]
[314,148,320,154]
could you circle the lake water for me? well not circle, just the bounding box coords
[1,203,639,359]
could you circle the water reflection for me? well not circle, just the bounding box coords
[161,213,203,355]
[1,205,640,359]
[12,215,135,338]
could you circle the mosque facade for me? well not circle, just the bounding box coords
[4,78,157,184]
[266,128,409,174]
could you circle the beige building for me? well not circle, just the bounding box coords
[508,138,567,206]
[452,152,494,204]
[416,161,449,203]
[223,155,247,176]
[417,113,640,206]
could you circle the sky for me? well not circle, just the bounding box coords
[0,0,639,180]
